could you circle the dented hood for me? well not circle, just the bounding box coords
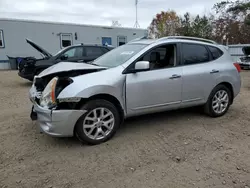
[38,62,106,78]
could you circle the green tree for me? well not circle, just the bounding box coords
[178,13,213,39]
[213,0,250,44]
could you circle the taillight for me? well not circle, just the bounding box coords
[233,63,241,73]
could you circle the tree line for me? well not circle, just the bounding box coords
[148,0,250,44]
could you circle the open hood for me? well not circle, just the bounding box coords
[242,46,250,56]
[38,62,106,78]
[26,38,52,58]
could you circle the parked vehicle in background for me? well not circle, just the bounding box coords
[29,36,241,145]
[237,46,250,69]
[18,39,114,81]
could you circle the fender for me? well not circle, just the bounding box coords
[57,66,126,110]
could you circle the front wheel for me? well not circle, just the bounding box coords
[75,99,120,145]
[204,85,232,117]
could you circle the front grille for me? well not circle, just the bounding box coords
[34,77,45,92]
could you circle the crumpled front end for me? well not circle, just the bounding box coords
[29,77,86,137]
[238,57,250,69]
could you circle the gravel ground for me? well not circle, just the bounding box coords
[0,70,250,188]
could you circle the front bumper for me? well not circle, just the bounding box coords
[29,86,86,137]
[18,70,34,80]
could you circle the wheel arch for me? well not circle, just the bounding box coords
[72,94,125,137]
[215,82,234,104]
[75,93,125,122]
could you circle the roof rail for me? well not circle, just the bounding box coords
[157,36,217,44]
[128,36,152,43]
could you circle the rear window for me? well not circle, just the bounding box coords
[85,47,104,56]
[208,46,223,60]
[182,43,210,65]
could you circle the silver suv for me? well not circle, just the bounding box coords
[29,36,241,144]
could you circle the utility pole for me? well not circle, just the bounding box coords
[134,0,140,28]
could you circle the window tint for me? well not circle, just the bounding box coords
[0,30,4,48]
[61,34,72,48]
[208,46,223,60]
[85,47,104,56]
[182,43,210,65]
[63,47,83,58]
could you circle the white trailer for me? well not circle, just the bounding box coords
[0,18,147,69]
[228,44,250,62]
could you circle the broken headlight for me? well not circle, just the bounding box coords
[40,77,58,109]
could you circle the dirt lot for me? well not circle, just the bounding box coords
[0,71,250,188]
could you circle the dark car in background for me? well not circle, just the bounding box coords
[18,39,114,81]
[238,46,250,69]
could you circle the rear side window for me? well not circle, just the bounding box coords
[182,43,210,65]
[208,46,223,60]
[85,47,104,56]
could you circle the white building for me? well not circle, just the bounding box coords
[0,18,147,69]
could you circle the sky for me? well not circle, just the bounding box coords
[0,0,228,28]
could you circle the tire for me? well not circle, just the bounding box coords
[75,99,120,145]
[204,85,232,117]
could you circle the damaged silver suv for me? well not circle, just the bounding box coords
[29,36,241,145]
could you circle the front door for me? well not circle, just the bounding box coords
[125,43,183,116]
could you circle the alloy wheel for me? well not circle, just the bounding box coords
[212,90,229,114]
[83,107,115,140]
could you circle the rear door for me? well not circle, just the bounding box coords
[84,46,107,62]
[180,43,221,107]
[59,46,84,62]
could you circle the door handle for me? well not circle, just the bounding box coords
[210,69,219,74]
[169,74,181,79]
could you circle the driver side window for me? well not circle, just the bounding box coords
[139,44,177,70]
[63,48,76,58]
[62,47,83,58]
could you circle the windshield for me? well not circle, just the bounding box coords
[53,46,70,56]
[92,44,146,68]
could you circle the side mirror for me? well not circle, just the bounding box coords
[60,54,68,60]
[134,61,150,72]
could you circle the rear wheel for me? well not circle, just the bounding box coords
[204,85,232,117]
[75,99,120,145]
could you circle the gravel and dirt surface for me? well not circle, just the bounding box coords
[0,70,250,188]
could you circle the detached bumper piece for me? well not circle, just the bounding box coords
[29,84,86,137]
[31,103,86,137]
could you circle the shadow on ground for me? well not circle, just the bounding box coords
[45,107,208,147]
